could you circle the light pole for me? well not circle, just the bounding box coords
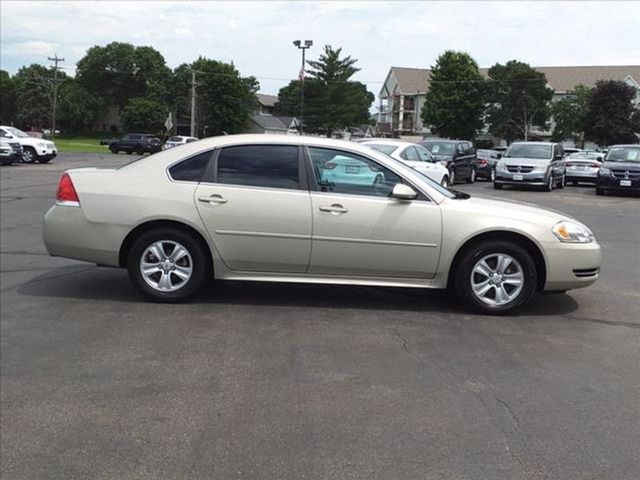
[293,40,313,134]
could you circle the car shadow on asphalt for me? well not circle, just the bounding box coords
[15,265,580,317]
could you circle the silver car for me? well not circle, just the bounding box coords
[561,152,603,185]
[494,142,566,191]
[43,135,601,314]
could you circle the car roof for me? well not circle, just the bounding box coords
[422,139,462,143]
[360,139,414,147]
[509,141,556,146]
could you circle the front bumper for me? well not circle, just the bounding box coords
[542,240,602,291]
[597,174,640,192]
[495,171,548,186]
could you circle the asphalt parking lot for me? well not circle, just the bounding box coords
[2,152,639,480]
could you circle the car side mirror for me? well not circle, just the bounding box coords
[391,183,418,200]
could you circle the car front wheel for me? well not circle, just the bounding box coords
[466,168,476,184]
[454,240,537,314]
[22,147,37,164]
[127,228,210,302]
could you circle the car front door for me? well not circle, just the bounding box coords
[454,143,469,179]
[194,144,312,273]
[306,146,442,278]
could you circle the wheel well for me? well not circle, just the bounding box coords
[119,220,213,269]
[447,231,547,291]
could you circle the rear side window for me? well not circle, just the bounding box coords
[169,151,212,182]
[216,145,299,189]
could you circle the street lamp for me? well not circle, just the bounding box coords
[293,39,313,134]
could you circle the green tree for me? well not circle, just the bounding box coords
[421,50,485,140]
[486,60,553,142]
[57,80,100,132]
[191,57,259,136]
[0,70,17,124]
[13,64,57,129]
[584,80,638,146]
[121,97,167,133]
[76,42,172,113]
[277,46,374,136]
[551,85,591,147]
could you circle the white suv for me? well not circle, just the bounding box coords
[0,126,57,163]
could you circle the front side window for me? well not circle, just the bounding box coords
[308,147,402,198]
[169,151,212,182]
[217,145,299,189]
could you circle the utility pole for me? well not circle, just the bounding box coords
[293,40,313,135]
[190,70,197,137]
[48,54,64,138]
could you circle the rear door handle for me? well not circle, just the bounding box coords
[198,194,227,204]
[319,204,348,214]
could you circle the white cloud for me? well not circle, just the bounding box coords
[1,0,638,96]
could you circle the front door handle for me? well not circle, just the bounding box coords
[319,204,348,214]
[198,194,227,204]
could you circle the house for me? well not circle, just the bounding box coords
[256,93,278,116]
[378,65,640,139]
[247,92,300,134]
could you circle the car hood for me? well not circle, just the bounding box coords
[445,194,575,226]
[499,157,551,166]
[18,137,55,147]
[602,161,640,171]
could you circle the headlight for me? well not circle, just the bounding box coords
[496,161,507,171]
[552,221,594,243]
[598,167,612,176]
[37,142,46,147]
[533,164,548,172]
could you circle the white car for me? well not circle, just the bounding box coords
[43,134,601,315]
[361,139,451,187]
[164,136,199,150]
[0,125,57,163]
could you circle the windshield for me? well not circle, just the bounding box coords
[504,144,552,159]
[423,142,454,155]
[605,146,640,163]
[5,127,30,138]
[367,144,398,156]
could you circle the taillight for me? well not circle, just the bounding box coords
[591,163,601,168]
[56,173,80,205]
[477,159,488,166]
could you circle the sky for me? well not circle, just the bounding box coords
[1,1,639,98]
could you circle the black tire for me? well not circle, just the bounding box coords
[453,240,537,315]
[544,174,554,192]
[466,168,476,184]
[557,174,565,189]
[449,169,456,185]
[127,228,210,302]
[596,188,605,196]
[21,147,37,164]
[493,182,503,190]
[135,145,144,155]
[110,146,120,154]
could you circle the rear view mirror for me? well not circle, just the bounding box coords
[391,183,418,200]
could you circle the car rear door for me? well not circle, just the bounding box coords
[194,144,312,273]
[306,146,442,278]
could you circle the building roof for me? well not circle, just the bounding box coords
[385,65,640,95]
[256,93,278,108]
[251,114,287,131]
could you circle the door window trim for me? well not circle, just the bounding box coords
[199,144,308,192]
[302,145,432,202]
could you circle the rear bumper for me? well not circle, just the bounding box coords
[43,204,126,266]
[542,241,602,291]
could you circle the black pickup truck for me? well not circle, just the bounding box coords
[109,134,162,155]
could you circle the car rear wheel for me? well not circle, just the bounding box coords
[127,228,209,302]
[454,240,537,314]
[466,168,476,184]
[21,147,36,164]
[544,174,554,192]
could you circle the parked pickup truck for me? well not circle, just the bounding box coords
[109,134,162,155]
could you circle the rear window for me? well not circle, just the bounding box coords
[366,144,398,155]
[168,136,182,142]
[168,151,212,182]
[216,145,299,189]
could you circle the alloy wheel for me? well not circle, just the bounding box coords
[22,149,35,163]
[470,253,524,306]
[139,240,193,292]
